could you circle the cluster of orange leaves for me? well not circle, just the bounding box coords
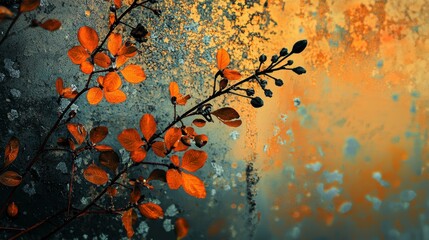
[66,26,146,104]
[0,0,61,31]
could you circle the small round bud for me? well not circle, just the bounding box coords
[250,97,264,108]
[275,79,284,87]
[260,80,267,89]
[271,55,279,63]
[280,48,288,56]
[259,54,267,63]
[246,88,255,96]
[109,5,116,12]
[264,89,273,98]
[287,60,294,65]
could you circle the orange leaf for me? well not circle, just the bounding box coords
[175,218,190,239]
[7,202,18,217]
[181,172,206,198]
[166,169,182,190]
[121,64,146,84]
[0,171,22,187]
[140,114,157,141]
[194,134,208,148]
[152,141,167,157]
[55,77,64,95]
[66,123,87,145]
[114,0,122,9]
[122,209,137,239]
[223,69,242,80]
[170,155,180,167]
[181,149,207,172]
[4,136,19,167]
[116,55,129,68]
[108,33,122,56]
[223,119,242,127]
[87,87,103,105]
[169,82,190,105]
[68,46,89,65]
[99,151,119,172]
[216,48,230,70]
[94,52,111,68]
[20,0,40,12]
[0,6,13,20]
[80,61,94,74]
[78,26,99,53]
[39,19,61,31]
[164,127,182,151]
[108,13,115,28]
[104,90,126,104]
[117,129,144,152]
[192,119,206,128]
[90,126,108,143]
[174,139,189,152]
[130,148,147,163]
[83,164,109,185]
[94,145,114,152]
[107,186,118,197]
[169,81,180,99]
[118,45,137,57]
[62,88,78,99]
[103,72,122,91]
[130,186,141,204]
[211,107,239,121]
[138,202,164,220]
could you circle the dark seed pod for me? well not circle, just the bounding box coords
[264,89,273,98]
[271,54,279,63]
[152,9,162,17]
[287,60,294,66]
[275,79,284,86]
[109,5,116,12]
[250,97,264,108]
[259,54,267,63]
[280,48,288,56]
[131,24,150,43]
[292,67,306,75]
[291,40,308,54]
[246,88,255,96]
[260,80,267,88]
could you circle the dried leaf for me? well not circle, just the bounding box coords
[84,164,109,185]
[39,19,61,31]
[68,46,89,65]
[99,151,119,172]
[94,52,111,68]
[121,64,146,84]
[20,0,40,12]
[78,26,99,53]
[223,69,242,80]
[194,134,208,148]
[4,136,19,167]
[223,119,242,127]
[104,90,126,104]
[108,33,122,55]
[122,209,136,239]
[130,148,147,163]
[175,217,189,239]
[130,186,141,204]
[216,48,230,70]
[138,202,164,220]
[107,186,118,197]
[147,169,166,183]
[7,202,18,217]
[0,171,22,187]
[90,126,108,143]
[66,123,87,145]
[211,107,239,121]
[164,127,182,151]
[140,114,157,141]
[166,169,182,190]
[152,141,167,157]
[181,149,207,172]
[181,172,206,198]
[192,119,206,128]
[118,129,144,152]
[87,87,103,105]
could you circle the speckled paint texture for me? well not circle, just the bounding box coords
[1,0,428,239]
